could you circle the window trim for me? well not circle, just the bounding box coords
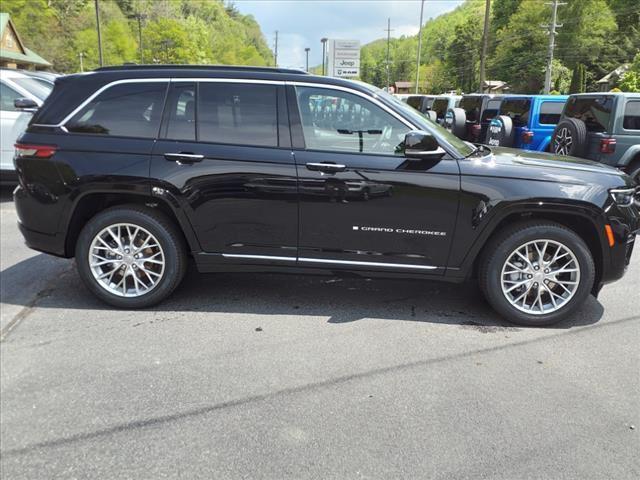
[538,100,566,126]
[622,99,640,132]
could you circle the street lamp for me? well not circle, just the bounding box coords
[320,38,328,76]
[305,47,310,72]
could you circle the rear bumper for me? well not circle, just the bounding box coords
[17,221,67,257]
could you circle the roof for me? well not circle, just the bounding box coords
[394,81,414,88]
[597,64,630,84]
[0,12,51,67]
[94,64,307,74]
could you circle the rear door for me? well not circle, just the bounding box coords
[290,84,459,274]
[151,80,298,263]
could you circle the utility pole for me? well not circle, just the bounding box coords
[305,47,310,72]
[321,38,328,75]
[274,30,278,67]
[384,18,393,92]
[414,0,425,94]
[94,0,103,67]
[79,52,84,72]
[479,0,491,93]
[128,13,147,64]
[542,0,565,94]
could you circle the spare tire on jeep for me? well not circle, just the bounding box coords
[425,110,437,122]
[551,118,588,157]
[485,115,515,147]
[445,107,466,139]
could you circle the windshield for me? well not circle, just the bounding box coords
[363,84,475,157]
[12,77,53,101]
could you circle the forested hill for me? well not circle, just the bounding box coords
[360,0,640,93]
[3,0,274,72]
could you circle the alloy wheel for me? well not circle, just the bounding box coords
[554,127,573,155]
[500,239,580,315]
[88,223,165,297]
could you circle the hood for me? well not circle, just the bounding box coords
[465,146,630,187]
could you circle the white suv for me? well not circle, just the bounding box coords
[1,69,53,184]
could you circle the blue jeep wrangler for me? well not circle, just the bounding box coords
[485,95,568,151]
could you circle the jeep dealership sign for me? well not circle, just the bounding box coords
[327,39,360,78]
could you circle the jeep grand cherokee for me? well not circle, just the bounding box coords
[13,66,639,326]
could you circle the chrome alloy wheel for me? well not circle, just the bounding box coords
[554,127,573,155]
[500,239,580,315]
[88,223,165,297]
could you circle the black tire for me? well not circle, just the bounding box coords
[479,221,595,326]
[425,110,437,122]
[445,107,467,139]
[75,205,187,308]
[551,118,588,157]
[627,159,640,186]
[485,115,515,147]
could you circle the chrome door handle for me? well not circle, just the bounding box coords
[306,162,346,173]
[164,153,204,163]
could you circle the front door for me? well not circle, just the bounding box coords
[290,85,460,274]
[151,81,298,263]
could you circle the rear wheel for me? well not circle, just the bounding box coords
[479,222,595,326]
[75,206,187,308]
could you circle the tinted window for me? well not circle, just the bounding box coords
[67,82,167,137]
[406,96,423,111]
[295,86,410,156]
[432,98,449,120]
[162,83,196,141]
[500,99,531,127]
[198,83,278,147]
[481,99,502,123]
[460,96,482,123]
[538,102,564,125]
[12,77,52,101]
[563,96,613,132]
[0,81,22,111]
[623,100,640,130]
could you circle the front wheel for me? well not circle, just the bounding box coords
[75,206,187,308]
[479,222,595,326]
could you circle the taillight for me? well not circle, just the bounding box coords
[14,143,57,159]
[521,130,534,144]
[600,138,616,154]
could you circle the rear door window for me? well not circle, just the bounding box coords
[161,83,196,141]
[66,82,167,137]
[563,96,613,132]
[481,99,502,123]
[198,82,278,147]
[623,100,640,130]
[539,102,564,125]
[459,96,482,123]
[500,99,531,127]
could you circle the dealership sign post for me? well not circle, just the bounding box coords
[326,39,360,78]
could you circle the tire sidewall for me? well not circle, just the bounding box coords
[75,208,184,308]
[485,115,514,147]
[445,108,467,139]
[552,118,587,157]
[482,224,595,326]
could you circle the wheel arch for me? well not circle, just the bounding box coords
[63,190,201,258]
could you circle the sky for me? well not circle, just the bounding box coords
[234,0,464,69]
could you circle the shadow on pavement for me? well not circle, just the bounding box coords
[1,253,605,330]
[1,186,14,203]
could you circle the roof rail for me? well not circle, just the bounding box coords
[93,64,308,75]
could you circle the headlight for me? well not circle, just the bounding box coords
[609,187,637,207]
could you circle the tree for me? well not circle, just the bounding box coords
[618,53,640,92]
[569,64,586,94]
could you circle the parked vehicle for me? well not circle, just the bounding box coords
[22,70,59,88]
[445,94,504,143]
[550,93,640,183]
[486,95,568,151]
[431,95,461,126]
[1,69,53,184]
[393,93,410,103]
[14,65,639,326]
[406,94,436,116]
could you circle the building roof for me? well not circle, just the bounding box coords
[394,81,414,88]
[597,64,630,84]
[0,12,51,67]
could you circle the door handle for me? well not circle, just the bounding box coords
[306,162,346,173]
[164,152,204,163]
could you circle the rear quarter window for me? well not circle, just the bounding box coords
[539,101,564,125]
[406,96,423,111]
[66,82,167,138]
[460,96,482,123]
[500,99,531,127]
[432,98,449,120]
[623,100,640,130]
[563,96,613,132]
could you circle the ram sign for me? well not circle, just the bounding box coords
[327,39,360,78]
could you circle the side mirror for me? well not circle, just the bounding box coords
[14,98,38,112]
[404,130,446,160]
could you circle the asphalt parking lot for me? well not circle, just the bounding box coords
[1,186,638,479]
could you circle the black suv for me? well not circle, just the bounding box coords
[13,66,639,326]
[445,94,504,143]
